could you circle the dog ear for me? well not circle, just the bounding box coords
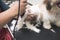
[46,0,52,10]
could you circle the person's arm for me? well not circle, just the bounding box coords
[0,2,18,27]
[0,0,36,27]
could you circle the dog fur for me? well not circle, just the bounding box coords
[15,0,60,33]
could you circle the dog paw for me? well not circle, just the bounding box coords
[34,29,41,33]
[31,27,41,33]
[43,26,51,29]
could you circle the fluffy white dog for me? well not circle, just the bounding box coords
[16,0,60,33]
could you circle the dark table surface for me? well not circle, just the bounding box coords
[15,24,60,40]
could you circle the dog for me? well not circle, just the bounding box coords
[33,0,60,32]
[37,0,60,29]
[15,0,60,33]
[32,0,60,32]
[15,4,41,33]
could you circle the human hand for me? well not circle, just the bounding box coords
[10,0,27,16]
[20,0,27,15]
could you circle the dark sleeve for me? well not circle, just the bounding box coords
[0,0,10,11]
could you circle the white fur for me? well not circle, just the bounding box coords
[16,0,60,33]
[15,5,41,33]
[35,0,60,32]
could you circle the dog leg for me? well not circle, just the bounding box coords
[43,20,51,29]
[25,21,41,33]
[43,20,56,33]
[16,11,28,31]
[15,16,24,31]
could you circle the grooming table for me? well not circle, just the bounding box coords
[15,24,60,40]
